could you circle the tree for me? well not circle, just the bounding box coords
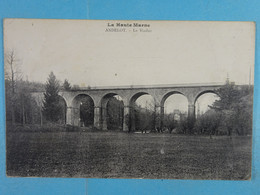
[210,82,253,136]
[5,50,43,127]
[4,50,22,125]
[194,109,221,135]
[132,103,155,132]
[107,97,124,130]
[62,79,71,91]
[163,113,177,133]
[211,82,240,111]
[42,72,62,122]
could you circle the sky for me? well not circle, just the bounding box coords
[4,19,255,87]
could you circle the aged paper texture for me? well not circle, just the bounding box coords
[4,19,255,179]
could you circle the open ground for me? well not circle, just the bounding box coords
[6,130,251,180]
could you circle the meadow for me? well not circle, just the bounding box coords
[6,130,252,180]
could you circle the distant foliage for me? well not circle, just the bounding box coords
[62,79,71,91]
[163,113,177,132]
[72,84,80,90]
[162,113,191,134]
[5,79,41,125]
[42,72,63,122]
[25,81,45,92]
[5,50,42,126]
[106,97,124,130]
[132,103,155,131]
[194,110,221,135]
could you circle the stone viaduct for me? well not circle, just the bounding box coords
[32,83,223,131]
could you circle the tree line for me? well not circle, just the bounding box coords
[5,51,72,128]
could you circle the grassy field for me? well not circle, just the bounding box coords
[6,131,252,180]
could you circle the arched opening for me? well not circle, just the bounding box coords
[130,93,155,132]
[195,92,219,118]
[57,95,67,124]
[72,94,94,127]
[194,91,220,135]
[162,92,188,133]
[101,93,124,130]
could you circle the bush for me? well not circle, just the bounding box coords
[194,110,221,135]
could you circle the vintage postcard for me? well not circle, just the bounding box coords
[4,19,255,179]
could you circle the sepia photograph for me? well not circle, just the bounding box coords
[4,19,255,180]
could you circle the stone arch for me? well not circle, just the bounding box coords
[70,94,95,127]
[70,93,96,106]
[194,90,219,105]
[129,92,151,104]
[57,95,68,124]
[160,91,187,107]
[101,93,124,130]
[129,92,156,132]
[194,90,220,118]
[58,94,69,108]
[160,91,189,129]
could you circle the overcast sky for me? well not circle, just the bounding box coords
[4,19,255,87]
